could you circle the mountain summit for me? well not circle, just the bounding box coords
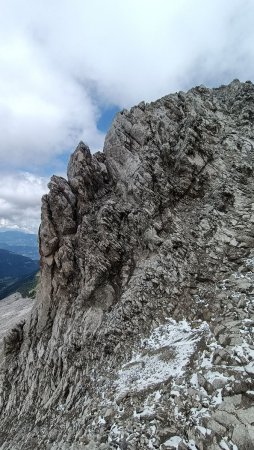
[0,80,254,449]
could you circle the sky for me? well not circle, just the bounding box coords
[0,0,253,233]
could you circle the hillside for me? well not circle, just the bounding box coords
[0,231,39,260]
[0,249,39,300]
[0,271,39,301]
[0,80,254,449]
[0,293,33,353]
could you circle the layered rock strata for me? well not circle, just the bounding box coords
[0,80,254,449]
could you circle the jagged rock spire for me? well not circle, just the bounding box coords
[0,80,254,449]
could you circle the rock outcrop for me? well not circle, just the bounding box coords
[1,79,254,449]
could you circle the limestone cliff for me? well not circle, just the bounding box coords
[0,80,254,449]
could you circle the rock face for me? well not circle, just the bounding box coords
[1,80,254,449]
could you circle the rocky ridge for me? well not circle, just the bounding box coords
[0,80,254,449]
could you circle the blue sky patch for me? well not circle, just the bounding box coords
[97,105,120,133]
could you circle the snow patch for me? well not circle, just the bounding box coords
[205,371,228,383]
[163,435,182,448]
[190,373,199,388]
[98,416,106,425]
[116,320,209,394]
[220,440,231,450]
[211,388,223,406]
[195,425,211,436]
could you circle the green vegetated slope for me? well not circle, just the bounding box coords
[0,249,39,300]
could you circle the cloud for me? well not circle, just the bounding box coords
[0,33,104,167]
[0,0,254,230]
[0,0,253,167]
[0,172,48,232]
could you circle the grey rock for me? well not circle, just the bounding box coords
[0,80,254,449]
[245,364,254,376]
[232,424,254,449]
[236,407,254,424]
[212,410,240,427]
[205,418,226,437]
[223,394,242,406]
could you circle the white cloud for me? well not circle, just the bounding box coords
[0,0,253,166]
[0,172,48,232]
[0,0,253,230]
[0,33,104,166]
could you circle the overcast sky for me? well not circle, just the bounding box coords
[0,0,253,232]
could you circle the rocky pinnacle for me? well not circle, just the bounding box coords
[0,80,254,449]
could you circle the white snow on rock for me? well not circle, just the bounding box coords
[115,319,210,394]
[163,435,182,448]
[220,440,231,450]
[233,342,254,365]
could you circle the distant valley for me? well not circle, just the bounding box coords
[0,231,39,300]
[0,230,39,260]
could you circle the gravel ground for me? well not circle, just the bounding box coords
[0,293,33,352]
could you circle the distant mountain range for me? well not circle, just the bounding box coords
[0,232,39,300]
[0,230,39,260]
